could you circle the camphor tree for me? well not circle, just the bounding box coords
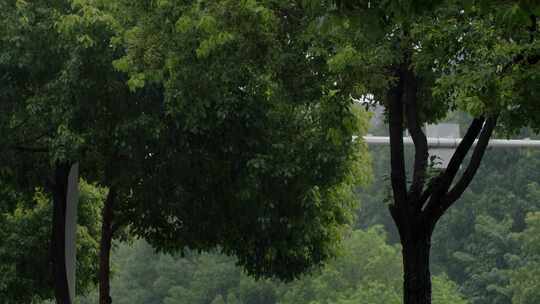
[112,0,370,283]
[0,0,106,302]
[311,0,540,303]
[91,0,374,302]
[0,1,170,303]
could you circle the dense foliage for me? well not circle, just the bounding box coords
[111,0,371,280]
[1,0,371,302]
[1,0,539,303]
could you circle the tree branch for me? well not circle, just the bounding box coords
[505,53,540,72]
[402,63,428,204]
[444,116,498,205]
[422,117,485,210]
[430,116,497,221]
[419,174,442,209]
[15,130,51,146]
[529,13,537,43]
[388,69,407,208]
[10,145,49,153]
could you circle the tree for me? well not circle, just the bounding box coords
[358,124,540,303]
[87,0,372,301]
[0,1,153,302]
[0,1,100,301]
[311,0,540,303]
[111,0,370,281]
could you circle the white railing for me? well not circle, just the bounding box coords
[363,136,540,148]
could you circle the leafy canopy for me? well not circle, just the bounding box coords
[113,0,371,281]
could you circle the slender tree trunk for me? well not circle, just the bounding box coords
[402,230,432,304]
[51,162,72,304]
[99,187,116,304]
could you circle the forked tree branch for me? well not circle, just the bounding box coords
[444,116,498,205]
[429,116,497,221]
[422,117,485,209]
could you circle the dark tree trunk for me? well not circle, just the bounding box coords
[51,162,72,304]
[381,28,499,303]
[99,187,116,304]
[402,230,433,304]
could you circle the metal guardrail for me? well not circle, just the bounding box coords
[363,136,540,148]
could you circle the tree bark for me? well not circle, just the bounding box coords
[99,187,116,304]
[402,226,433,304]
[51,162,72,304]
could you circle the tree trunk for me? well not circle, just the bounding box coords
[51,162,72,304]
[99,187,116,304]
[402,231,432,304]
